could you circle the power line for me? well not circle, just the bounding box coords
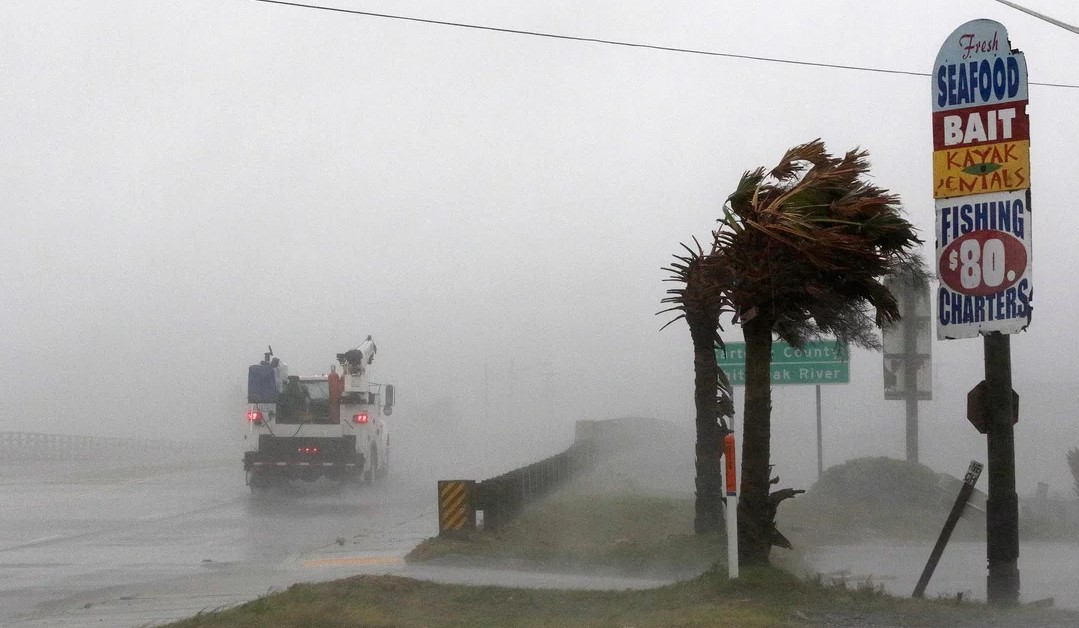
[993,0,1079,36]
[249,0,1079,90]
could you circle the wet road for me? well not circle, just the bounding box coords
[0,457,431,626]
[0,455,667,627]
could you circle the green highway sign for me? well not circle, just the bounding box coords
[716,340,850,386]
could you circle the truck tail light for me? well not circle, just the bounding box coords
[353,412,369,424]
[298,446,320,455]
[246,410,263,424]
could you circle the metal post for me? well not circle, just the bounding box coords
[906,397,919,465]
[984,332,1019,605]
[913,460,982,598]
[724,433,739,579]
[815,384,823,479]
[902,277,919,464]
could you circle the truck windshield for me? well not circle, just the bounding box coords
[276,379,335,424]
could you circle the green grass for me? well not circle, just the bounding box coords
[408,493,723,577]
[165,565,1078,627]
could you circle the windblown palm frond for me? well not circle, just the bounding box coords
[659,238,734,338]
[714,138,922,349]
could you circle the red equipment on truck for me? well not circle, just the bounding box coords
[242,337,394,490]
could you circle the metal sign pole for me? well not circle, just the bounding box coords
[815,384,823,479]
[984,332,1020,604]
[913,461,983,598]
[903,283,919,464]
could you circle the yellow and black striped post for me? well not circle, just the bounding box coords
[437,480,476,536]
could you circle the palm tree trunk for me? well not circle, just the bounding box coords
[689,315,723,534]
[738,316,773,563]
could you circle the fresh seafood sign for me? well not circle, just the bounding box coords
[932,19,1032,340]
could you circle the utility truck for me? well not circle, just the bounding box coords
[243,337,394,490]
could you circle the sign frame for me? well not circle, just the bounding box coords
[932,19,1032,340]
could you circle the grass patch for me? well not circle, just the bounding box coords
[164,566,1079,628]
[408,492,721,577]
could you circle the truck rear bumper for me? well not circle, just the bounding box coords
[244,458,361,469]
[244,435,364,482]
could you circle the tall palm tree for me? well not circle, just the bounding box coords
[714,140,922,564]
[660,238,736,533]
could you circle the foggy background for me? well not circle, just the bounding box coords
[2,1,1078,493]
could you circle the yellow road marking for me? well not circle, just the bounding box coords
[303,556,403,568]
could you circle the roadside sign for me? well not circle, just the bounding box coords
[933,19,1032,339]
[966,381,1019,434]
[716,340,849,386]
[883,275,933,400]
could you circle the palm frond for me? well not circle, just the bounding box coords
[710,139,922,343]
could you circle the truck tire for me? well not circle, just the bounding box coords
[379,437,390,480]
[378,444,390,480]
[366,446,378,486]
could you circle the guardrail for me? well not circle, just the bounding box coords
[437,422,600,536]
[474,440,594,531]
[0,431,226,462]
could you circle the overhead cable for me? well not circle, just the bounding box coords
[993,0,1079,36]
[249,0,1079,90]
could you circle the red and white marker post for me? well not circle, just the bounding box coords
[724,432,739,579]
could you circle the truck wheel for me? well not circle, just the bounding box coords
[366,447,378,486]
[379,437,390,480]
[378,445,390,480]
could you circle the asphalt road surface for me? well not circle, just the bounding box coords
[0,456,425,626]
[0,440,668,628]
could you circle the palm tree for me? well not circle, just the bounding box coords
[714,140,922,564]
[660,239,736,534]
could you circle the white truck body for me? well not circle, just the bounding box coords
[243,338,392,489]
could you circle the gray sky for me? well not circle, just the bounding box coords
[3,1,1079,491]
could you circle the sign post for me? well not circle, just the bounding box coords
[883,273,933,464]
[932,19,1029,605]
[913,461,984,598]
[815,385,823,478]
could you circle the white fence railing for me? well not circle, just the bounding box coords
[0,431,229,462]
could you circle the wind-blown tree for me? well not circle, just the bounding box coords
[714,140,922,564]
[660,239,736,534]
